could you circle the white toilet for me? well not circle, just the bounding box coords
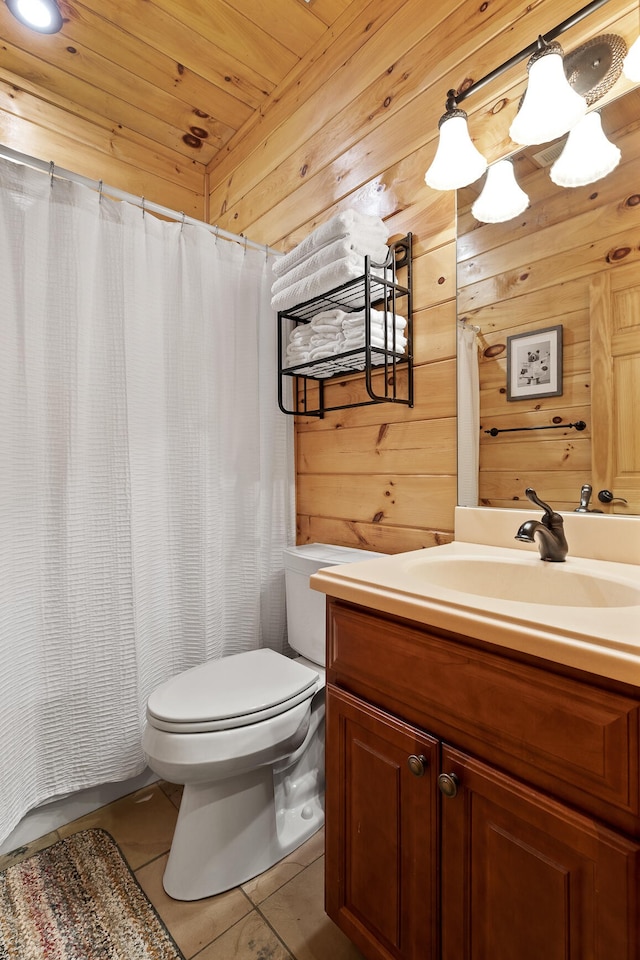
[142,542,380,901]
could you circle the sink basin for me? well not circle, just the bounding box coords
[404,556,640,608]
[310,539,640,684]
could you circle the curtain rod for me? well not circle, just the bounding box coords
[0,143,279,258]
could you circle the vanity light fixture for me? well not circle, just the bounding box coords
[508,39,586,146]
[425,0,617,193]
[550,110,621,187]
[424,100,487,190]
[471,159,529,223]
[5,0,63,33]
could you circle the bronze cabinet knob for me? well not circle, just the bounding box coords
[407,754,427,777]
[438,772,460,798]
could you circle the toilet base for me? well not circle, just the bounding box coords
[162,702,325,901]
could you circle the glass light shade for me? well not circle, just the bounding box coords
[550,112,621,187]
[623,35,640,82]
[509,43,587,146]
[425,109,487,191]
[6,0,63,32]
[471,160,529,223]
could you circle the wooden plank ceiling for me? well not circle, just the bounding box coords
[0,0,355,171]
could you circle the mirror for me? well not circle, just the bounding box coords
[456,84,640,515]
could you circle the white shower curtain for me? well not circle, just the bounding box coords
[457,321,480,507]
[0,158,294,844]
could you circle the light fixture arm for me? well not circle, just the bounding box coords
[452,0,612,108]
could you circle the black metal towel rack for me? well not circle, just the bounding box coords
[484,420,587,437]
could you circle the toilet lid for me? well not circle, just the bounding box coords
[146,648,319,732]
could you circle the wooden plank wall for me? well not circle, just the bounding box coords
[0,0,636,554]
[207,0,638,553]
[458,85,640,512]
[0,6,207,215]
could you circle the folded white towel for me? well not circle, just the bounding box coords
[272,209,388,279]
[272,255,372,312]
[272,236,389,294]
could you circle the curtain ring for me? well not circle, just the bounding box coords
[180,211,186,232]
[49,161,55,187]
[265,244,269,261]
[98,180,103,204]
[243,234,248,255]
[141,197,145,218]
[214,225,219,243]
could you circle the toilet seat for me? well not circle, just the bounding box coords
[146,648,319,734]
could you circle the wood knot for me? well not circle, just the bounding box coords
[606,246,631,263]
[376,424,389,444]
[484,343,505,358]
[372,511,384,523]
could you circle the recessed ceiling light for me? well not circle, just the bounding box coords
[5,0,63,33]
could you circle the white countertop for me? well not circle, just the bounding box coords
[311,540,640,685]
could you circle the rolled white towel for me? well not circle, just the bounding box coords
[343,331,407,352]
[272,209,388,279]
[309,308,347,328]
[287,336,311,350]
[288,324,313,342]
[308,340,346,361]
[342,309,407,332]
[310,332,344,346]
[286,358,310,368]
[286,346,311,360]
[311,323,346,336]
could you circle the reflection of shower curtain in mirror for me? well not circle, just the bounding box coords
[0,159,294,845]
[457,322,480,507]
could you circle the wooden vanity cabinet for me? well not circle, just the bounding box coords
[325,598,640,960]
[325,686,438,960]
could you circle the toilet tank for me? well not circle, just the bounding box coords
[283,543,385,666]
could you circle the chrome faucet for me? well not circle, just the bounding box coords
[515,488,568,562]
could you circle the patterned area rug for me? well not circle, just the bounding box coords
[0,828,184,959]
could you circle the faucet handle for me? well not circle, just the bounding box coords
[597,489,628,505]
[524,488,565,528]
[525,487,554,516]
[575,483,593,512]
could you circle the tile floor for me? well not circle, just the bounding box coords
[0,782,365,960]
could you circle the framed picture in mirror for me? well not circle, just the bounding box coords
[506,324,563,401]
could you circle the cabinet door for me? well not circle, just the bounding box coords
[325,686,438,960]
[440,745,640,960]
